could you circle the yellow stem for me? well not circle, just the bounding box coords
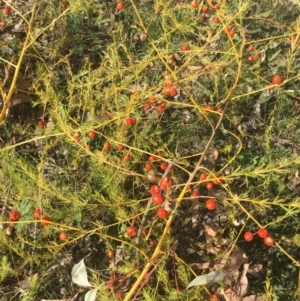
[0,4,37,125]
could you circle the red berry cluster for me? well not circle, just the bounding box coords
[244,228,274,246]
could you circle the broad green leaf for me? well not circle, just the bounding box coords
[187,271,232,288]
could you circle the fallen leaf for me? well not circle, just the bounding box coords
[16,73,32,90]
[227,247,245,275]
[45,117,55,134]
[9,94,32,108]
[204,224,221,237]
[71,259,93,287]
[187,65,203,71]
[234,255,249,297]
[85,288,98,301]
[187,271,233,288]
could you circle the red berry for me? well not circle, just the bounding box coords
[74,132,81,139]
[160,162,168,171]
[163,87,171,96]
[149,239,155,247]
[152,194,164,205]
[200,173,208,181]
[157,105,165,112]
[191,190,199,197]
[157,152,164,157]
[201,4,208,13]
[124,154,131,161]
[108,250,115,258]
[272,75,282,85]
[244,231,254,242]
[106,274,116,291]
[224,27,235,37]
[169,87,178,97]
[212,179,220,185]
[33,208,42,219]
[191,1,198,8]
[38,120,46,127]
[213,17,220,24]
[150,185,160,195]
[125,117,131,125]
[206,182,214,191]
[145,162,152,170]
[164,79,173,87]
[157,208,168,219]
[0,21,6,29]
[89,131,97,139]
[186,184,192,192]
[58,231,68,241]
[181,44,190,51]
[3,6,11,15]
[149,97,157,105]
[264,236,274,246]
[228,29,235,37]
[61,2,67,9]
[206,199,217,210]
[104,142,111,150]
[247,45,254,52]
[116,1,125,10]
[149,155,156,162]
[40,216,51,226]
[205,104,213,111]
[159,102,167,109]
[257,228,268,239]
[9,210,20,221]
[126,117,136,125]
[118,144,125,151]
[126,226,137,237]
[159,177,174,190]
[144,103,151,110]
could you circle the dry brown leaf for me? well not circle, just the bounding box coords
[173,53,182,61]
[45,117,55,135]
[204,224,221,237]
[16,73,32,90]
[227,247,245,275]
[9,94,32,108]
[223,287,237,301]
[236,277,248,297]
[187,65,203,71]
[216,287,235,301]
[189,262,211,269]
